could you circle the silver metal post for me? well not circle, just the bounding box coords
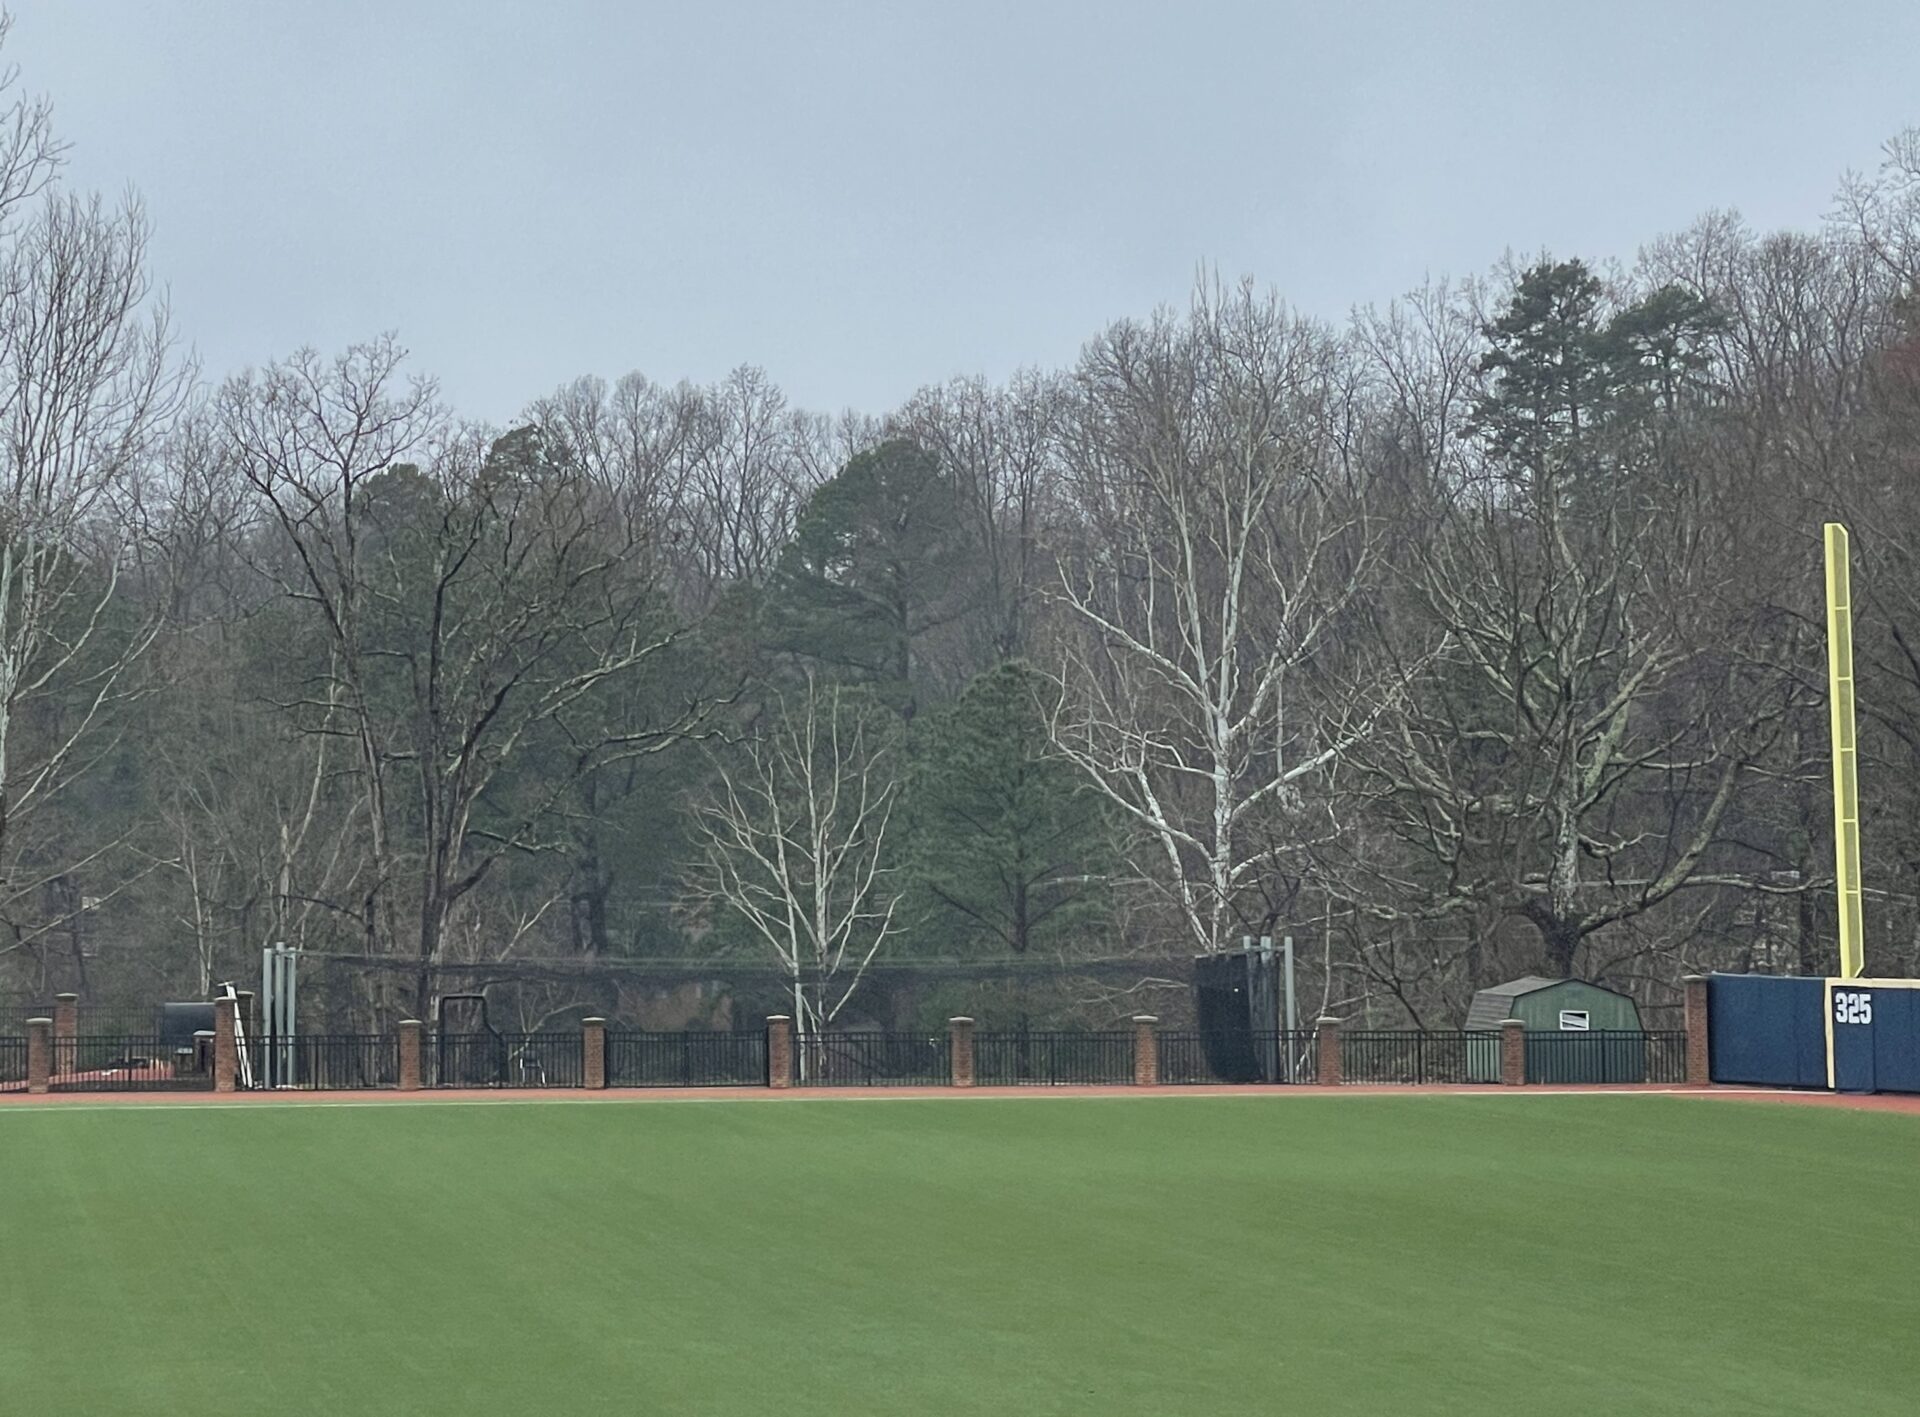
[1283,934,1298,1082]
[260,946,275,1086]
[282,943,296,1087]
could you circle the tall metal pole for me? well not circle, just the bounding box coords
[1258,935,1277,1082]
[1824,524,1866,979]
[1282,935,1298,1082]
[281,943,297,1088]
[260,945,275,1087]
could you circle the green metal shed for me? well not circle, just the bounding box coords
[1463,977,1646,1082]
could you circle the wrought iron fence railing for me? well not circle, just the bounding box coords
[1343,1030,1494,1085]
[607,1030,768,1087]
[1523,1029,1687,1085]
[47,1035,209,1092]
[243,1034,398,1090]
[0,1006,167,1037]
[974,1031,1134,1086]
[430,1032,582,1088]
[1157,1030,1318,1084]
[1642,1030,1689,1084]
[0,1034,26,1091]
[790,1031,951,1086]
[0,1020,1701,1095]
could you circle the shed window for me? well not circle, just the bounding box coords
[1558,1010,1590,1031]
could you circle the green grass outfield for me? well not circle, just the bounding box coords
[1,1095,1915,1415]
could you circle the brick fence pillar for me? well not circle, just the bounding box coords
[26,1016,51,1094]
[1133,1015,1159,1086]
[213,996,238,1093]
[582,1017,607,1090]
[1315,1016,1343,1086]
[1500,1018,1527,1086]
[54,993,78,1078]
[767,1016,793,1089]
[397,1019,423,1091]
[948,1017,975,1087]
[1683,975,1711,1086]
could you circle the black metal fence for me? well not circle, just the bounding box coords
[1343,1030,1493,1084]
[0,1034,25,1091]
[791,1031,951,1086]
[1158,1030,1318,1084]
[1643,1030,1688,1084]
[0,1005,164,1036]
[608,1030,768,1087]
[1524,1030,1688,1085]
[431,1032,582,1088]
[0,1005,50,1035]
[244,1034,398,1090]
[0,1020,1701,1095]
[48,1035,208,1092]
[974,1030,1134,1085]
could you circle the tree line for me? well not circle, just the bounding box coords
[2,36,1918,1034]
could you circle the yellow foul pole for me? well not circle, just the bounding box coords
[1824,523,1865,979]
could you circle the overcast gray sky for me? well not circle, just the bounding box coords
[15,1,1919,423]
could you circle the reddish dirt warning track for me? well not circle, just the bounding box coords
[1680,1086,1920,1115]
[0,1082,1913,1110]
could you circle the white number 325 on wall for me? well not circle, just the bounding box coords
[1834,991,1874,1025]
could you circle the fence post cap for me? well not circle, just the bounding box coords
[582,1016,607,1026]
[192,1029,215,1039]
[1132,1014,1159,1024]
[1315,1015,1342,1027]
[948,1015,974,1025]
[25,1015,51,1026]
[54,992,78,1002]
[1682,974,1710,984]
[397,1018,422,1029]
[1499,1017,1525,1028]
[766,1014,792,1023]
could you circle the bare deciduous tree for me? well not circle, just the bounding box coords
[690,675,901,1062]
[0,27,184,973]
[223,349,721,1011]
[1048,283,1384,954]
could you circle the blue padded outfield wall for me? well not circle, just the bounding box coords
[1708,972,1920,1093]
[1830,982,1920,1094]
[1708,974,1827,1088]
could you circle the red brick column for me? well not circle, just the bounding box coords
[397,1019,423,1091]
[948,1017,975,1087]
[1499,1018,1527,1086]
[1133,1015,1159,1086]
[26,1016,51,1094]
[213,996,238,1093]
[767,1016,793,1089]
[1316,1016,1343,1086]
[1683,975,1711,1086]
[582,1017,607,1090]
[53,992,77,1079]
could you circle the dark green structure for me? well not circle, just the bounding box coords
[1464,977,1647,1082]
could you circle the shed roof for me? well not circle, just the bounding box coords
[1474,975,1560,1000]
[1463,975,1636,1030]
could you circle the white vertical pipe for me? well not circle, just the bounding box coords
[1283,935,1298,1083]
[283,943,297,1087]
[260,945,274,1086]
